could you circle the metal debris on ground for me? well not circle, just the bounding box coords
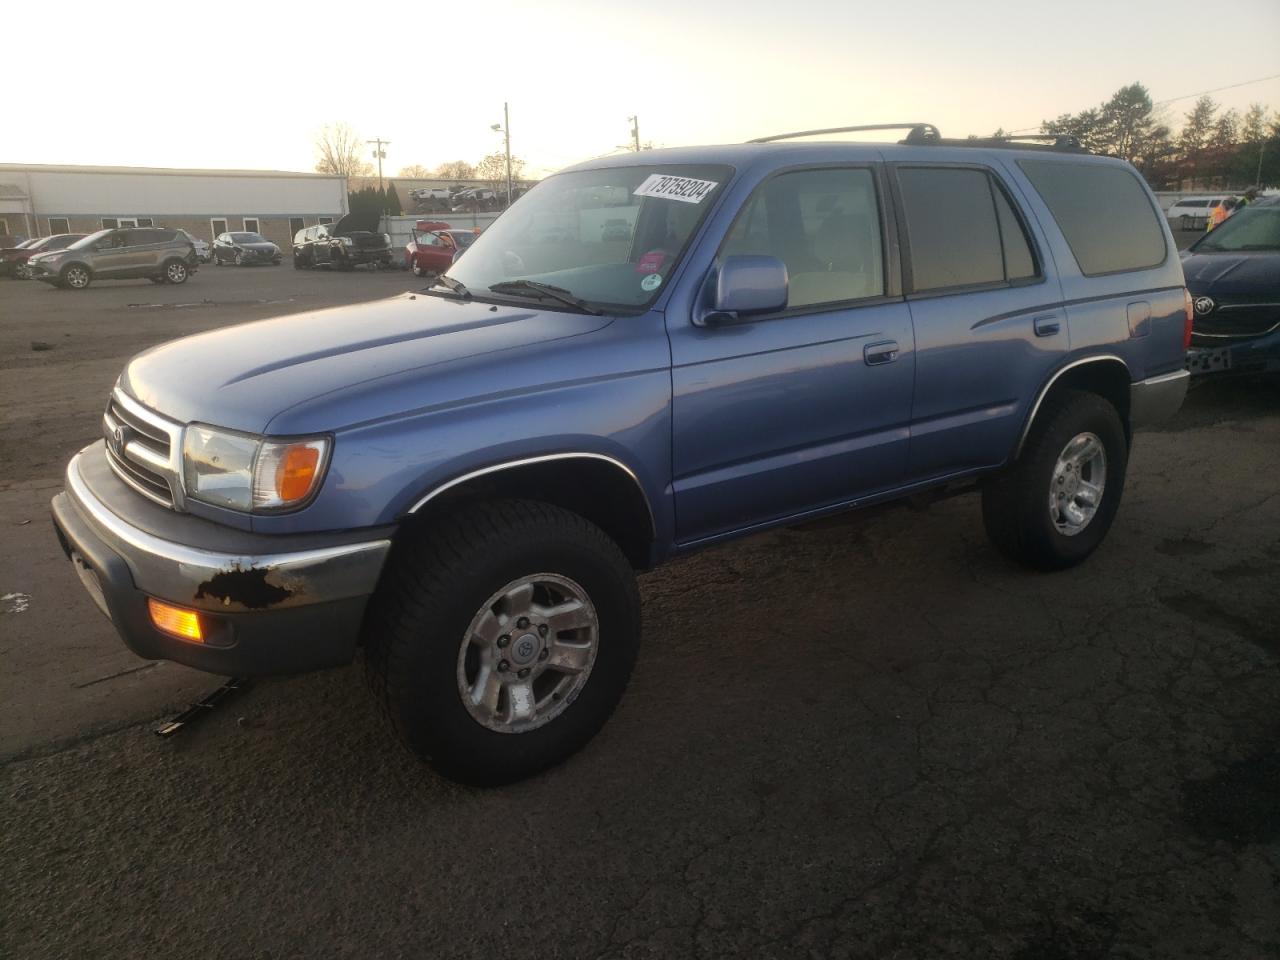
[154,677,252,737]
[2,592,32,613]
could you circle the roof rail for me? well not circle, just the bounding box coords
[923,134,1087,152]
[748,123,941,144]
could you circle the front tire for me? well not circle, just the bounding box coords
[234,251,243,266]
[163,259,189,284]
[61,264,91,290]
[982,390,1128,571]
[363,500,641,785]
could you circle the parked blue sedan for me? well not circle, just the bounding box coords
[1184,196,1280,376]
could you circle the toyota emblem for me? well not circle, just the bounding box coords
[1193,296,1215,316]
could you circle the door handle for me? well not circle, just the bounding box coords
[1033,315,1061,337]
[864,340,900,365]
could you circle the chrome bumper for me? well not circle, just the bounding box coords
[61,451,390,614]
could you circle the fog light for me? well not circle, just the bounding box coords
[148,598,204,642]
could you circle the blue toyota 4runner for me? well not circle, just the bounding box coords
[52,125,1191,784]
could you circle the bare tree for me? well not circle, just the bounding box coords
[475,152,526,196]
[434,160,476,179]
[398,164,432,178]
[314,123,375,178]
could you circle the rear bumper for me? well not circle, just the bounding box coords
[51,448,393,676]
[1130,369,1190,426]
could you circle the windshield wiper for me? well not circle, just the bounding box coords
[430,274,471,299]
[487,280,602,315]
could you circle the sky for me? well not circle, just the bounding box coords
[6,0,1279,178]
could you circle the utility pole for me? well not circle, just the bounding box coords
[367,137,390,195]
[628,115,640,151]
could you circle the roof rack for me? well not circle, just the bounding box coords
[748,123,941,144]
[747,125,1087,153]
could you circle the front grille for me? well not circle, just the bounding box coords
[1192,303,1280,343]
[102,389,183,509]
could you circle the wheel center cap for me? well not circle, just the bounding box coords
[510,633,540,665]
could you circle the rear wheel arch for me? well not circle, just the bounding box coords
[1015,356,1131,460]
[402,455,657,570]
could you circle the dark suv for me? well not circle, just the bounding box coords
[292,212,393,270]
[28,227,198,289]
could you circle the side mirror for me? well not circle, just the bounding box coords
[695,255,788,327]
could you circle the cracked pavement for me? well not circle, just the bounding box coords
[2,269,1278,959]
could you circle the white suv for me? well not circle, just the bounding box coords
[1165,196,1228,231]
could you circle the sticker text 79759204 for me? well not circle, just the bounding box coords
[633,174,719,204]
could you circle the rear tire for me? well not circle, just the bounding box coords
[982,390,1128,571]
[363,499,641,785]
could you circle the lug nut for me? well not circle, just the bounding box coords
[538,648,548,661]
[516,617,530,629]
[538,624,548,637]
[497,634,510,648]
[518,667,530,678]
[498,660,510,673]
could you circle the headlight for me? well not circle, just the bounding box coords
[340,236,355,246]
[183,425,330,512]
[382,233,391,245]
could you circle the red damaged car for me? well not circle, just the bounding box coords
[2,233,86,279]
[404,222,479,277]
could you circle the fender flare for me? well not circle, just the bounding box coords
[1013,354,1130,458]
[405,452,657,535]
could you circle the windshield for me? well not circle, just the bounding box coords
[69,229,112,250]
[230,232,267,243]
[1195,207,1280,252]
[441,163,732,312]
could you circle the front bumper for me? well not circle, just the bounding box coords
[1129,369,1190,426]
[50,445,393,676]
[1186,330,1280,377]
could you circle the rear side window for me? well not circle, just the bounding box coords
[898,168,1008,292]
[1019,160,1165,276]
[992,186,1037,281]
[722,167,885,309]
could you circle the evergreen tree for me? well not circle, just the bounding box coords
[1179,96,1218,175]
[385,184,403,216]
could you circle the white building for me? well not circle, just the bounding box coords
[0,163,349,250]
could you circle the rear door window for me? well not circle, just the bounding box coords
[1018,160,1166,275]
[896,167,1005,292]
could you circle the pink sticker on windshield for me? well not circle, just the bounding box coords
[636,250,667,274]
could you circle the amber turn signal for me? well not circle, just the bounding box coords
[276,444,321,503]
[148,598,204,642]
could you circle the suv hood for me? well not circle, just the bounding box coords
[120,293,612,435]
[332,211,382,234]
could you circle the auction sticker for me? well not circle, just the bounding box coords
[640,273,663,292]
[633,174,719,204]
[635,250,667,274]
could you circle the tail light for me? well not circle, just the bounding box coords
[1182,289,1194,350]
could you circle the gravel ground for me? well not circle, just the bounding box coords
[1,263,1278,960]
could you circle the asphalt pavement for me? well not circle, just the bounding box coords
[1,262,1278,959]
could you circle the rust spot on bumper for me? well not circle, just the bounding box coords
[195,566,293,609]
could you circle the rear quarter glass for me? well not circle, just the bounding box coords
[1018,160,1166,276]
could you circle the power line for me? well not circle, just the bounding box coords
[1005,71,1280,134]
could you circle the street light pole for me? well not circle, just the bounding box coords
[503,102,512,208]
[628,115,640,151]
[492,106,513,208]
[367,138,390,194]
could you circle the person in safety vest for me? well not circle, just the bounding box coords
[1208,197,1236,231]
